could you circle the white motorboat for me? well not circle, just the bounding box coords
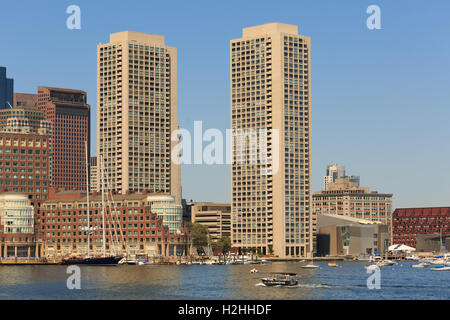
[364,264,379,270]
[377,259,395,266]
[301,263,319,269]
[411,262,429,268]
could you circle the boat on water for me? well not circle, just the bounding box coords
[328,263,338,267]
[430,265,450,271]
[411,262,429,268]
[62,146,122,266]
[250,268,258,273]
[364,264,380,270]
[62,255,123,265]
[377,259,395,267]
[301,263,319,269]
[428,229,450,271]
[261,273,298,286]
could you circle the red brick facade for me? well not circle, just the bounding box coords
[37,87,90,191]
[392,207,450,248]
[41,189,191,257]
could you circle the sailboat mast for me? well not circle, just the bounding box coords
[85,141,90,257]
[100,155,106,257]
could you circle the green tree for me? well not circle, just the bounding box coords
[187,222,208,250]
[214,236,231,253]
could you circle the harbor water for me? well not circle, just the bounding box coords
[0,261,449,299]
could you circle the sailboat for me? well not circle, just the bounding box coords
[301,251,319,269]
[429,229,450,271]
[62,148,123,266]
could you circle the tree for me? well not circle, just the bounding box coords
[214,236,231,253]
[188,222,208,251]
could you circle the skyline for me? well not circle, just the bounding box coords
[1,0,450,209]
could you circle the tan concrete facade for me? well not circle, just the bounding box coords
[97,31,181,203]
[313,178,392,226]
[230,23,312,258]
[191,203,231,241]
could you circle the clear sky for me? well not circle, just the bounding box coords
[1,0,449,209]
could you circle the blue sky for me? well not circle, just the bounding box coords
[1,0,449,208]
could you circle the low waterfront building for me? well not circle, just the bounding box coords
[41,189,191,258]
[416,233,450,253]
[0,192,43,259]
[191,203,231,241]
[146,194,183,234]
[392,207,450,249]
[316,213,390,257]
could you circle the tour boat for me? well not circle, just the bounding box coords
[261,273,298,286]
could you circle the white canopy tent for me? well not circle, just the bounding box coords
[388,244,416,252]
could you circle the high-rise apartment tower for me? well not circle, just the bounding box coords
[97,31,181,203]
[230,23,312,258]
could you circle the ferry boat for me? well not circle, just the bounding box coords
[261,273,298,286]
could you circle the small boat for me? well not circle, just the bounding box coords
[261,273,298,286]
[301,263,319,269]
[364,264,379,270]
[411,262,429,268]
[328,263,338,267]
[430,265,450,271]
[250,268,258,273]
[377,259,395,266]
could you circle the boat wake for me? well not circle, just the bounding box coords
[256,282,331,289]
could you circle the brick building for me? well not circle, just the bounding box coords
[392,207,450,248]
[41,189,191,258]
[37,87,90,191]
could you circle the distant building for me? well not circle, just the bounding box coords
[324,163,345,190]
[13,93,37,109]
[191,203,231,241]
[392,207,450,249]
[37,86,90,191]
[89,156,97,192]
[0,192,43,259]
[0,107,52,208]
[316,213,390,257]
[41,189,190,257]
[181,199,194,222]
[324,163,360,190]
[0,67,13,109]
[313,177,393,241]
